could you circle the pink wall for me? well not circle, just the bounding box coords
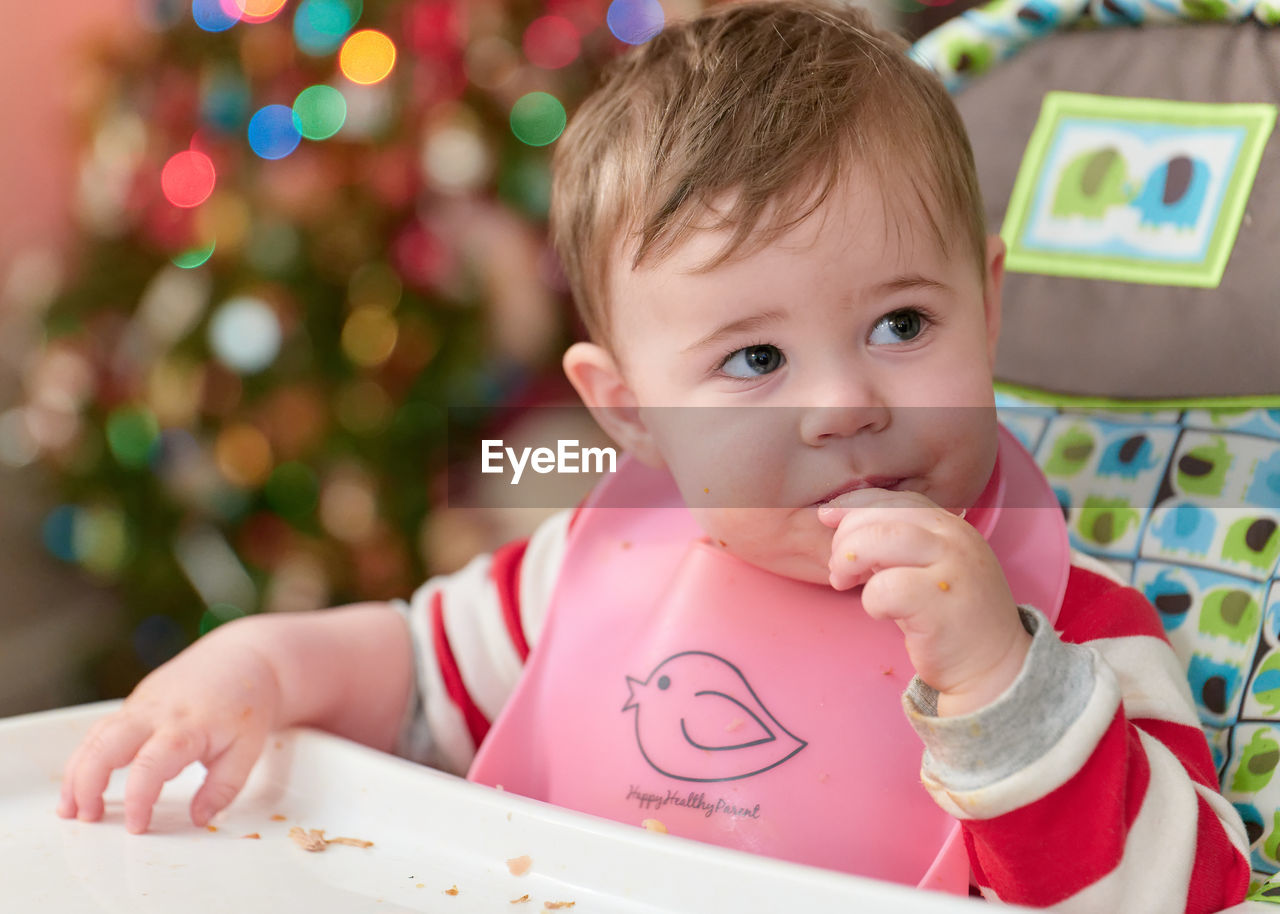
[0,0,134,297]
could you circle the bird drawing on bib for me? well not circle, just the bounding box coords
[623,651,807,782]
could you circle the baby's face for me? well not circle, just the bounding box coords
[606,171,1004,584]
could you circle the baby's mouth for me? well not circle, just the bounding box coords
[812,477,905,506]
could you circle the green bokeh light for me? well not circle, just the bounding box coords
[293,85,348,140]
[106,407,160,469]
[510,92,567,147]
[172,238,216,269]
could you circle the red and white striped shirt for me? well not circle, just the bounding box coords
[395,510,1250,911]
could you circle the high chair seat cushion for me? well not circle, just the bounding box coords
[952,23,1280,399]
[996,391,1280,875]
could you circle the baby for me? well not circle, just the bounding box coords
[59,1,1249,909]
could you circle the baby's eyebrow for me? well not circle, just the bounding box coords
[682,310,788,355]
[870,274,951,296]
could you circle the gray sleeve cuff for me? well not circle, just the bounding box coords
[902,605,1096,792]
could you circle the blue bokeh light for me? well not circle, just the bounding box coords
[606,0,664,45]
[294,0,361,56]
[193,0,240,33]
[247,104,303,160]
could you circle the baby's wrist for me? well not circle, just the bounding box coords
[934,629,1033,718]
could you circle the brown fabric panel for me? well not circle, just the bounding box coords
[956,24,1280,398]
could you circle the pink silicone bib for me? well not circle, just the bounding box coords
[469,425,1068,893]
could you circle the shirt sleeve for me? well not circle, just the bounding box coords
[391,508,574,776]
[902,558,1252,912]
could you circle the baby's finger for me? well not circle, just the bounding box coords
[65,716,153,822]
[828,519,943,590]
[816,487,938,529]
[122,727,209,834]
[190,736,262,827]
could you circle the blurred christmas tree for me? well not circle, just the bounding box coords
[17,0,700,696]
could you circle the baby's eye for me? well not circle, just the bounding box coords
[720,344,785,378]
[869,309,928,345]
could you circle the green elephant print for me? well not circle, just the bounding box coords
[1235,729,1280,795]
[1045,425,1095,478]
[1051,147,1133,220]
[1075,496,1140,547]
[1176,437,1232,497]
[1223,516,1280,574]
[1198,587,1261,645]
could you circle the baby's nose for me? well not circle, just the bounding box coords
[799,404,889,444]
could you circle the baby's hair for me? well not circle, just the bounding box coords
[549,0,987,347]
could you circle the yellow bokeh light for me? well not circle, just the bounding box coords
[236,0,288,20]
[339,30,397,86]
[342,307,399,367]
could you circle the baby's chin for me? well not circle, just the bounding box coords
[693,515,837,586]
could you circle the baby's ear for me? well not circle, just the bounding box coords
[562,342,665,468]
[982,234,1006,370]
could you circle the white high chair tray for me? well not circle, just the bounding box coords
[1,702,1266,913]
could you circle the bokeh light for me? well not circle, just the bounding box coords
[607,0,664,44]
[320,465,378,543]
[422,120,490,193]
[339,29,397,85]
[337,83,392,138]
[215,423,275,488]
[193,0,241,33]
[172,238,217,269]
[248,104,303,159]
[161,150,217,208]
[523,16,581,69]
[293,85,348,140]
[294,0,362,56]
[234,0,289,24]
[201,67,251,131]
[348,261,402,311]
[0,408,38,468]
[510,92,567,147]
[341,307,399,367]
[336,380,393,435]
[464,36,519,90]
[74,505,131,576]
[43,506,78,563]
[106,407,161,469]
[208,296,283,374]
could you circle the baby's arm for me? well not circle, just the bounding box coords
[395,508,572,774]
[58,603,413,834]
[905,557,1251,912]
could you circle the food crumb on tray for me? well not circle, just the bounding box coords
[642,818,667,833]
[507,854,533,876]
[241,833,261,840]
[510,895,530,904]
[544,903,575,910]
[445,885,459,896]
[288,826,374,851]
[271,814,288,821]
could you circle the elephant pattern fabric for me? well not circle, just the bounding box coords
[996,393,1280,891]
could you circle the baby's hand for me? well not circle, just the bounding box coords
[818,488,1031,716]
[57,623,281,834]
